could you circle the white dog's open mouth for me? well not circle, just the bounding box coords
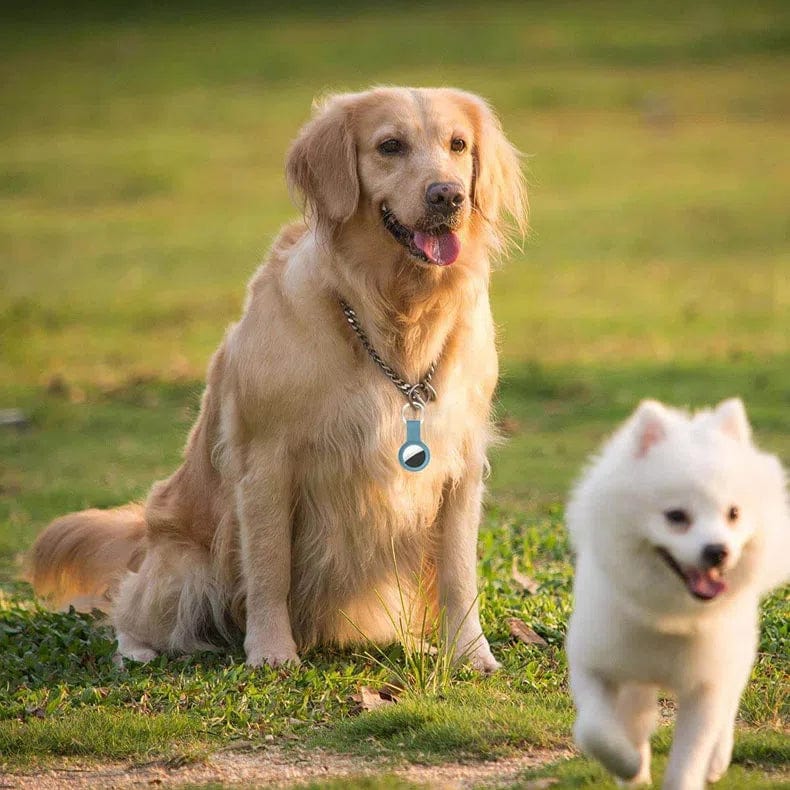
[380,204,460,266]
[656,548,727,601]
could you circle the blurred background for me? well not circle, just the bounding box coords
[1,1,789,568]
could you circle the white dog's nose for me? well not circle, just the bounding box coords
[701,543,729,568]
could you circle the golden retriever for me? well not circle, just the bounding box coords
[30,87,527,669]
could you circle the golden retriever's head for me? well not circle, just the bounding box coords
[286,87,527,268]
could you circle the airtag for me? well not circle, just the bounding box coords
[398,403,430,472]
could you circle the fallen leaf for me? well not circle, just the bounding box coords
[511,557,539,595]
[379,678,403,700]
[350,685,397,714]
[507,617,548,647]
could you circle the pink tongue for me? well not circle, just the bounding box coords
[413,231,460,265]
[686,569,726,600]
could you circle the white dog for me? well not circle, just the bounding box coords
[566,398,789,790]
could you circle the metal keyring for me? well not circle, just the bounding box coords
[402,401,424,423]
[408,382,436,407]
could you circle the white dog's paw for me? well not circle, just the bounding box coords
[575,717,642,781]
[706,756,730,784]
[706,733,733,783]
[115,632,158,664]
[616,741,651,786]
[615,768,652,787]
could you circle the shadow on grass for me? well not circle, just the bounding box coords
[516,728,790,789]
[309,685,572,764]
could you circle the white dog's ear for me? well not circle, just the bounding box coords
[632,399,669,457]
[286,93,360,235]
[713,398,752,443]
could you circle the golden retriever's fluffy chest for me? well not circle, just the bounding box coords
[287,379,478,645]
[295,382,469,549]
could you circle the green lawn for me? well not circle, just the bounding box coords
[1,1,788,786]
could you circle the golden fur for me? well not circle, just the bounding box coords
[29,87,527,668]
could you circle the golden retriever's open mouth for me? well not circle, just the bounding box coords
[380,204,460,266]
[656,547,727,601]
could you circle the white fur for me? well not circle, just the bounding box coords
[566,398,790,790]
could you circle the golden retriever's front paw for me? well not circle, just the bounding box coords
[465,645,501,673]
[116,631,158,664]
[245,649,301,668]
[244,635,300,668]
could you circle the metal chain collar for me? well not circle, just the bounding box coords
[340,299,438,408]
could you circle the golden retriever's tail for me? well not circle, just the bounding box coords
[28,505,147,612]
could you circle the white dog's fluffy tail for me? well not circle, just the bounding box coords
[28,505,147,611]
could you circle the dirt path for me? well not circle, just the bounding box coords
[2,746,573,789]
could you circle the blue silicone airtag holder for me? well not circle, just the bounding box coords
[398,404,430,472]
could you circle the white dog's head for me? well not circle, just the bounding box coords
[630,398,768,602]
[568,398,789,612]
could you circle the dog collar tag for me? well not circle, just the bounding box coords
[399,404,430,472]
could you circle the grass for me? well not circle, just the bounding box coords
[1,0,788,786]
[517,733,790,790]
[294,781,425,790]
[310,684,572,761]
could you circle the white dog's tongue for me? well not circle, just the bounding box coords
[413,230,460,265]
[686,568,726,600]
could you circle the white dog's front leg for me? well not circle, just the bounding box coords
[572,669,643,781]
[705,641,755,784]
[705,676,749,783]
[435,462,498,672]
[615,683,658,786]
[663,684,730,790]
[237,438,299,667]
[706,720,734,785]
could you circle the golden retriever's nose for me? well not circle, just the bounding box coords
[426,182,465,215]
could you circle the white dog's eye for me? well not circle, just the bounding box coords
[664,508,691,528]
[450,137,467,153]
[727,505,740,523]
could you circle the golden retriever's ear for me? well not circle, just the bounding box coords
[286,95,359,234]
[465,94,528,245]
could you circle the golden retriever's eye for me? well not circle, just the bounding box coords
[378,139,404,155]
[450,138,467,153]
[727,505,739,523]
[664,509,691,528]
